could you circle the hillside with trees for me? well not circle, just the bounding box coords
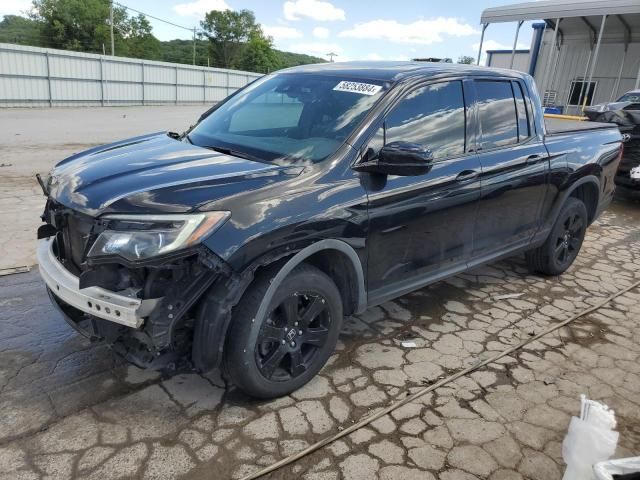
[0,2,324,73]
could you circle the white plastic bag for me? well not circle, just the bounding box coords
[594,456,640,480]
[562,395,619,480]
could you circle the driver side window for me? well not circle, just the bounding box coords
[365,81,466,161]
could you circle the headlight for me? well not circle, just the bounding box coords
[88,212,230,261]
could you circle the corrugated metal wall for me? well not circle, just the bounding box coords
[0,43,263,108]
[486,51,531,73]
[533,30,640,114]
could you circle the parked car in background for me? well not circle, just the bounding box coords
[584,90,640,199]
[36,62,623,398]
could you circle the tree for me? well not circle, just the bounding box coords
[457,55,475,65]
[238,31,279,73]
[0,15,45,46]
[119,14,161,60]
[31,0,127,53]
[200,9,261,69]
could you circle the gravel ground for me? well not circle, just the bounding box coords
[0,106,206,272]
[1,199,639,480]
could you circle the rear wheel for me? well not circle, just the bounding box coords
[525,197,588,275]
[225,263,342,398]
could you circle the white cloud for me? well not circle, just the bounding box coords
[364,53,384,61]
[339,17,478,45]
[264,25,303,41]
[284,0,345,22]
[312,27,330,39]
[173,0,230,16]
[0,0,32,16]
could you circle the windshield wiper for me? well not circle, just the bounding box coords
[201,145,264,162]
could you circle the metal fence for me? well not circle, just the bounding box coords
[0,43,263,108]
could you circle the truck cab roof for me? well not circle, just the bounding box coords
[277,61,532,83]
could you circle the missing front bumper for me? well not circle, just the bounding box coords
[37,238,159,328]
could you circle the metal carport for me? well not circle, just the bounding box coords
[478,0,640,114]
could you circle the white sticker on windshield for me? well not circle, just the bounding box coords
[631,166,640,180]
[333,81,382,95]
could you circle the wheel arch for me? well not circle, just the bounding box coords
[552,175,601,227]
[192,239,366,371]
[254,240,367,321]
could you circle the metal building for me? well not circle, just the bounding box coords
[479,0,640,115]
[486,49,531,72]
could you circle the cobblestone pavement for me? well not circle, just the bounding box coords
[0,106,206,273]
[1,199,639,480]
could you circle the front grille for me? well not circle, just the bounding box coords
[64,214,94,272]
[46,201,96,274]
[615,138,640,189]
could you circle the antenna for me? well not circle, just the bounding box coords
[326,52,338,62]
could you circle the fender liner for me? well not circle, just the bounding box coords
[192,239,367,371]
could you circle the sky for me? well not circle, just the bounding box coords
[1,0,535,64]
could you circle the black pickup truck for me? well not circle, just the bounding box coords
[37,62,623,398]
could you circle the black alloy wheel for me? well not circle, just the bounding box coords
[225,263,343,398]
[525,197,588,276]
[256,292,331,381]
[553,210,585,269]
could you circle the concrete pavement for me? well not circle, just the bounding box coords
[1,200,639,479]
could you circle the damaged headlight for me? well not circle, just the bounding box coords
[88,212,230,261]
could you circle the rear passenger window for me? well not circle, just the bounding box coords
[476,80,518,149]
[512,81,531,141]
[385,81,466,160]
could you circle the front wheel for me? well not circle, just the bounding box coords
[225,263,343,398]
[525,197,588,276]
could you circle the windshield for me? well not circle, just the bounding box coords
[617,92,640,103]
[188,73,388,163]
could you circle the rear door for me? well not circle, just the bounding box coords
[363,79,482,301]
[471,78,549,260]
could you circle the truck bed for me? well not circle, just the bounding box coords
[545,117,618,136]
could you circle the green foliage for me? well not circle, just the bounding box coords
[457,55,475,64]
[0,5,325,72]
[200,9,261,69]
[119,14,161,60]
[237,32,278,73]
[275,49,323,69]
[0,15,45,46]
[31,0,125,52]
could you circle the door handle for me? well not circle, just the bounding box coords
[526,154,544,165]
[456,170,479,182]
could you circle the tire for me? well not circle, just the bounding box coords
[525,197,588,276]
[225,263,343,399]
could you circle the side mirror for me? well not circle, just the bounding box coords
[354,141,434,176]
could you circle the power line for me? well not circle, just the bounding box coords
[113,1,195,32]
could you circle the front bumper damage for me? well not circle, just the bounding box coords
[38,221,233,369]
[583,102,640,197]
[37,238,159,328]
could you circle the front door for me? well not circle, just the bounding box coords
[362,79,482,302]
[471,79,549,260]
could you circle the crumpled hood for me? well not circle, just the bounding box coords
[46,132,300,216]
[583,101,640,131]
[584,101,633,114]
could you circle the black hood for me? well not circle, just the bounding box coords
[46,132,301,216]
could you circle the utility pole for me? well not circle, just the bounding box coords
[110,1,115,56]
[193,27,196,65]
[326,52,337,62]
